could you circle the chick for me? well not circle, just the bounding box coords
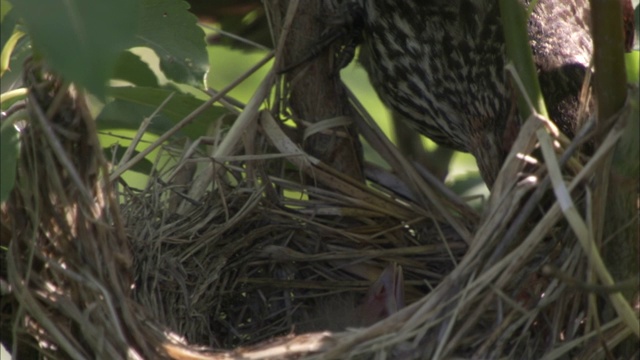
[300,264,404,332]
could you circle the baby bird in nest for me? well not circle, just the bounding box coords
[300,263,405,332]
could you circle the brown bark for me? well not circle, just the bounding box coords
[266,0,364,182]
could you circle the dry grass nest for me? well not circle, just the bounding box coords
[2,41,639,360]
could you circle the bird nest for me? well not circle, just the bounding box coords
[2,38,639,360]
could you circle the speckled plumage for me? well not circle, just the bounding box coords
[349,0,593,186]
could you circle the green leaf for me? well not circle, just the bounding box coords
[134,0,208,87]
[499,0,548,118]
[0,35,30,93]
[113,51,159,87]
[626,52,639,84]
[1,5,17,51]
[1,28,24,78]
[97,86,227,140]
[1,0,11,18]
[0,88,27,111]
[0,123,19,202]
[11,0,139,98]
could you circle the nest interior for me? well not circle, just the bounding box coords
[123,136,469,350]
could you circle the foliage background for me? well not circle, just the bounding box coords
[2,0,639,204]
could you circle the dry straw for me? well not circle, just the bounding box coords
[2,1,638,359]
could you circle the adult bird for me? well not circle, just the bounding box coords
[353,0,596,187]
